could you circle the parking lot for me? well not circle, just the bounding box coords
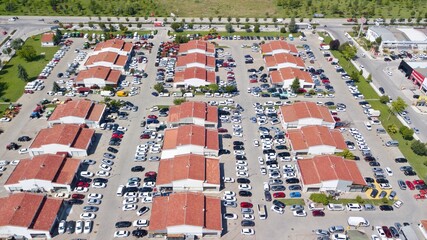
[0,27,427,240]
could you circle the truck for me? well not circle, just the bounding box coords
[100,91,114,97]
[367,109,381,117]
[320,44,330,50]
[153,21,164,27]
[347,217,370,227]
[308,203,325,211]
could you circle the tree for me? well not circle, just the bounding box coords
[245,17,249,22]
[227,16,232,22]
[174,35,189,43]
[272,17,277,23]
[366,74,372,82]
[224,85,237,93]
[280,27,287,33]
[309,193,329,205]
[2,47,12,56]
[288,17,297,33]
[411,140,427,156]
[379,95,390,104]
[170,22,182,31]
[209,17,213,23]
[350,71,360,82]
[78,22,84,28]
[329,39,340,50]
[207,84,219,93]
[336,149,355,160]
[18,45,37,61]
[387,124,398,134]
[10,38,24,50]
[17,64,29,82]
[339,42,357,64]
[173,98,187,105]
[52,81,60,92]
[254,17,258,22]
[290,78,300,93]
[154,83,164,93]
[254,23,260,33]
[375,36,382,45]
[390,97,407,119]
[399,126,414,140]
[225,23,234,33]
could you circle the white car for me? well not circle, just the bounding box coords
[58,220,66,234]
[88,193,103,199]
[80,171,94,178]
[0,117,11,122]
[55,192,71,199]
[236,165,248,171]
[260,167,267,175]
[385,167,393,176]
[96,171,110,177]
[10,160,20,165]
[253,140,260,147]
[83,220,92,234]
[241,228,255,235]
[236,160,248,166]
[236,171,248,177]
[122,204,137,211]
[88,198,101,205]
[223,195,237,202]
[292,210,307,217]
[233,150,245,155]
[258,156,264,165]
[141,196,153,203]
[123,197,138,204]
[80,213,96,220]
[91,182,106,188]
[271,205,284,214]
[114,230,130,238]
[74,187,89,193]
[223,177,235,183]
[223,213,238,219]
[133,219,149,227]
[18,148,29,154]
[242,214,254,220]
[239,184,252,190]
[76,220,84,234]
[99,164,112,171]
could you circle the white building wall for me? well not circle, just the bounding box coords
[172,179,204,191]
[42,42,55,47]
[184,78,210,87]
[0,226,52,239]
[282,79,314,89]
[82,78,106,87]
[193,118,206,126]
[29,144,87,157]
[58,116,86,125]
[302,183,322,192]
[307,145,336,155]
[167,225,203,236]
[297,118,323,128]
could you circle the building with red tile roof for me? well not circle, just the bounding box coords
[75,66,122,87]
[264,53,305,71]
[179,40,215,57]
[176,53,215,72]
[29,124,95,157]
[297,155,366,192]
[84,51,129,72]
[279,101,335,129]
[161,125,219,159]
[41,32,55,47]
[419,220,427,239]
[270,67,314,89]
[0,193,64,239]
[4,154,80,192]
[92,39,133,56]
[48,100,106,128]
[261,40,299,56]
[148,192,222,238]
[173,67,216,88]
[157,154,220,192]
[168,101,218,128]
[287,125,347,155]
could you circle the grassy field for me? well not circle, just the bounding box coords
[0,35,59,102]
[279,199,305,206]
[318,32,427,180]
[172,30,301,38]
[0,0,422,18]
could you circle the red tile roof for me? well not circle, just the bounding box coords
[287,125,347,151]
[41,32,54,43]
[85,51,128,67]
[5,154,80,185]
[163,125,219,151]
[280,101,335,123]
[30,124,94,150]
[157,154,220,186]
[75,66,121,85]
[48,100,105,123]
[87,103,106,122]
[421,220,427,230]
[93,39,133,54]
[298,155,366,185]
[168,101,218,124]
[149,192,221,231]
[270,67,313,84]
[176,53,215,68]
[174,67,216,84]
[0,193,62,230]
[261,40,298,55]
[179,40,215,54]
[265,53,305,69]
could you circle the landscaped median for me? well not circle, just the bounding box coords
[318,32,427,180]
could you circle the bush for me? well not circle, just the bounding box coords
[411,140,427,156]
[424,161,427,167]
[399,126,414,140]
[309,193,329,205]
[173,98,186,105]
[355,195,364,204]
[379,95,389,104]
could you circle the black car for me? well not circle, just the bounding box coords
[237,178,250,184]
[233,141,244,145]
[404,170,417,176]
[236,155,247,160]
[67,199,83,205]
[370,189,379,198]
[239,191,252,197]
[416,184,427,190]
[272,200,285,208]
[286,178,300,184]
[364,177,374,183]
[107,147,118,153]
[288,185,302,191]
[265,160,278,166]
[241,220,255,227]
[151,92,159,97]
[139,187,153,192]
[379,205,394,211]
[131,166,145,172]
[364,156,376,162]
[271,185,286,191]
[379,87,385,94]
[132,229,148,237]
[395,158,408,163]
[67,220,75,234]
[17,136,31,141]
[125,187,138,193]
[369,161,381,166]
[389,226,400,238]
[264,191,272,202]
[83,206,99,212]
[219,149,231,155]
[222,134,232,138]
[276,145,287,150]
[144,177,156,182]
[109,140,121,146]
[376,178,389,184]
[115,221,132,228]
[93,178,108,183]
[233,145,245,150]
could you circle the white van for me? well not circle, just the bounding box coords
[183,92,194,98]
[257,204,267,220]
[347,217,370,227]
[116,185,125,197]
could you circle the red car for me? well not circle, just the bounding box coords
[147,115,158,119]
[249,79,258,83]
[382,226,392,238]
[145,171,157,177]
[76,181,90,187]
[140,134,150,139]
[413,180,425,185]
[420,189,427,195]
[273,192,286,198]
[333,117,341,122]
[240,202,253,208]
[322,79,330,84]
[414,194,426,200]
[112,133,123,139]
[218,128,228,133]
[72,194,85,199]
[312,210,325,217]
[406,181,415,190]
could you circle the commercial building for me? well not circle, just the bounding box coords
[175,53,215,72]
[92,39,133,56]
[261,40,299,56]
[4,154,80,192]
[149,192,222,238]
[0,193,64,239]
[75,66,122,88]
[156,154,220,192]
[168,101,218,128]
[279,101,335,129]
[48,100,106,128]
[84,51,129,72]
[161,125,219,159]
[270,67,314,89]
[41,32,55,47]
[173,67,216,88]
[287,125,346,155]
[366,26,427,50]
[398,60,427,93]
[264,53,305,71]
[297,155,366,192]
[29,124,95,157]
[179,40,215,57]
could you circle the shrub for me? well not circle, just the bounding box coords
[411,140,427,156]
[309,193,329,205]
[355,195,364,204]
[379,95,389,104]
[399,126,414,140]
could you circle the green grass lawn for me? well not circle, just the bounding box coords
[279,199,305,206]
[172,30,301,38]
[0,35,59,102]
[319,31,427,180]
[64,29,152,37]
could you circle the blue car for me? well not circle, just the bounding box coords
[289,192,301,198]
[250,117,257,123]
